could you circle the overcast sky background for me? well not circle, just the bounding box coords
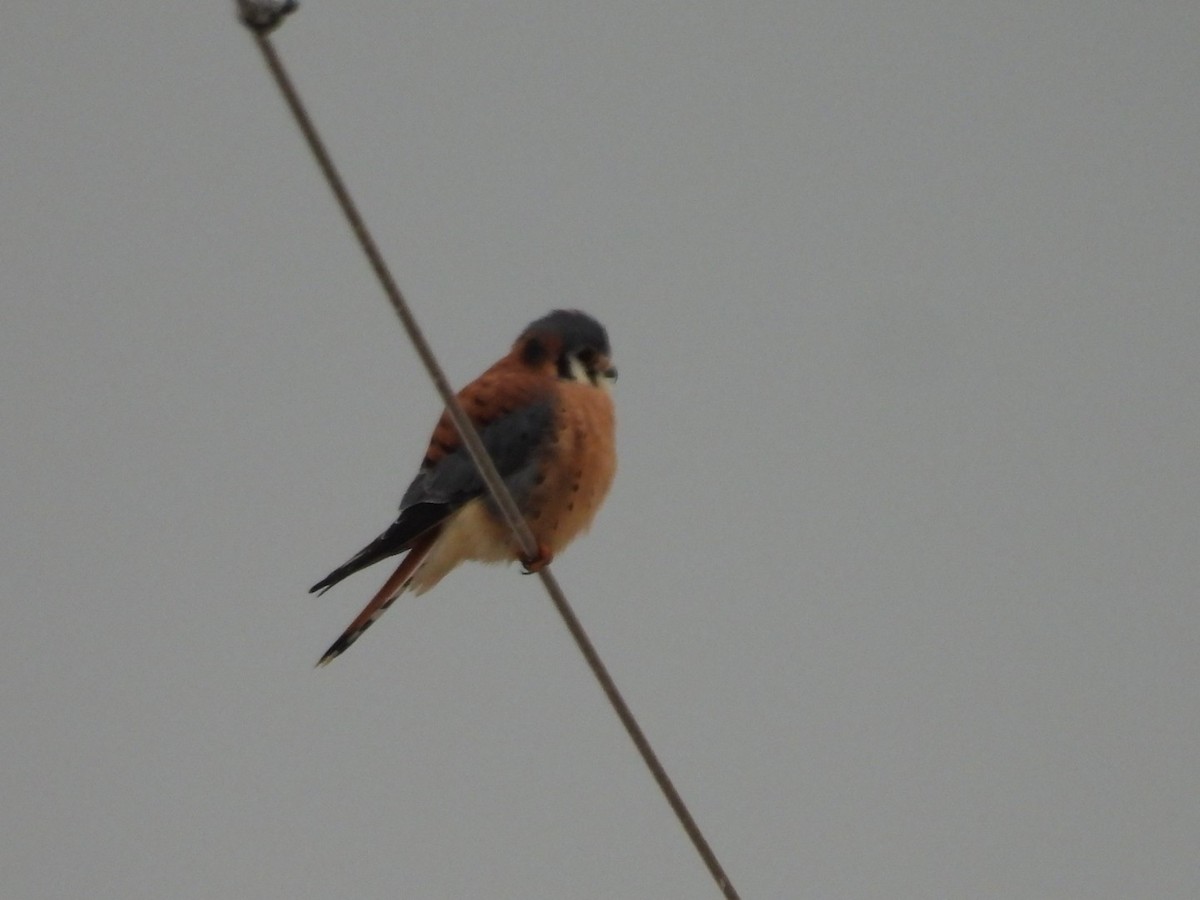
[3,2,1198,898]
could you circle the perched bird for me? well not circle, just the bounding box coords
[312,309,618,666]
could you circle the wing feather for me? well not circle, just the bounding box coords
[309,377,555,594]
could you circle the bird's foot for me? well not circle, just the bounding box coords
[520,543,554,574]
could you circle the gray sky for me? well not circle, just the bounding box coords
[3,2,1198,898]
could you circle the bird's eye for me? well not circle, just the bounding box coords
[577,348,597,367]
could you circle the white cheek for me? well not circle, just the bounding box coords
[565,354,615,390]
[567,356,590,383]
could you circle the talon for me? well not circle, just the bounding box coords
[520,543,554,574]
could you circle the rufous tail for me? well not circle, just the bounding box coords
[315,532,438,666]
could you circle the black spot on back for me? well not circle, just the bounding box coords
[521,337,547,366]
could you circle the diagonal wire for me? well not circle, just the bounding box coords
[237,7,740,899]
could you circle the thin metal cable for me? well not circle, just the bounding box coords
[239,10,740,899]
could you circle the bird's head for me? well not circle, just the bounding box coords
[516,310,617,389]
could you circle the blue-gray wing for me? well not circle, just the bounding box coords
[400,399,554,511]
[310,399,555,594]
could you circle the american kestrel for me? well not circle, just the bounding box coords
[311,309,617,666]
